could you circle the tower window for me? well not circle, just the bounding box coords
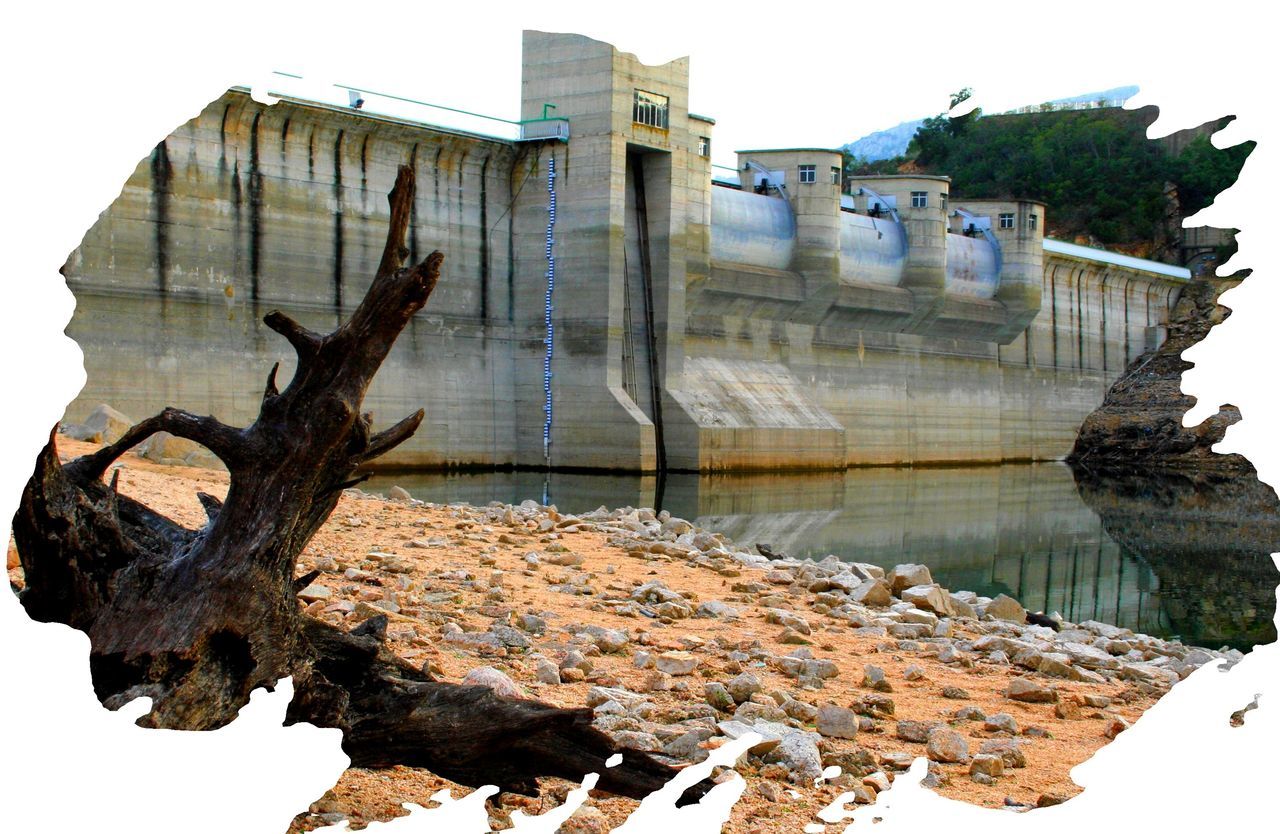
[798,164,816,183]
[831,166,841,184]
[911,191,928,208]
[633,90,669,129]
[697,136,710,157]
[999,212,1016,229]
[1028,212,1038,231]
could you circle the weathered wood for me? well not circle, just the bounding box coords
[12,164,697,803]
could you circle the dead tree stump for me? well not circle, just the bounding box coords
[12,165,702,803]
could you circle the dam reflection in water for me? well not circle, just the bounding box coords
[363,464,1278,650]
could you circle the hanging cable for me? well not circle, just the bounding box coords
[542,153,557,464]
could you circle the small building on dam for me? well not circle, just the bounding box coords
[60,30,1191,472]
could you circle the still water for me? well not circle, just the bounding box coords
[364,463,1279,651]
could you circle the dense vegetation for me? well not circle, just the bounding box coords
[844,91,1254,257]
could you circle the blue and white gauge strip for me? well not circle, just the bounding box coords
[542,154,557,463]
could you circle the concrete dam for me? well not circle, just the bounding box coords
[60,30,1191,473]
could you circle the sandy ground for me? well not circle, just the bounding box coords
[8,439,1165,833]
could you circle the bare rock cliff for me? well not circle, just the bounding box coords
[1068,276,1249,473]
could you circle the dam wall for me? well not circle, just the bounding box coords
[64,90,532,468]
[58,31,1189,472]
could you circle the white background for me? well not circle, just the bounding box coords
[1,2,1276,832]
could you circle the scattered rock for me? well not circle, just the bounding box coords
[765,608,811,635]
[1006,678,1059,703]
[848,579,893,607]
[1054,700,1083,720]
[654,651,699,676]
[461,666,524,699]
[887,564,933,593]
[983,713,1019,734]
[816,704,859,739]
[900,584,956,618]
[979,739,1027,769]
[854,693,896,719]
[696,600,738,619]
[896,720,943,743]
[970,754,1004,779]
[985,594,1026,623]
[862,665,892,692]
[298,584,332,602]
[765,732,824,785]
[727,672,763,704]
[558,805,609,834]
[535,658,561,685]
[1103,716,1131,739]
[704,682,735,711]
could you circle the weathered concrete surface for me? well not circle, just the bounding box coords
[57,31,1189,472]
[64,90,524,469]
[680,246,1183,467]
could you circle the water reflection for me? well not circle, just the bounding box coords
[363,463,1278,650]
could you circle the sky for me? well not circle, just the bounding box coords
[1,2,1278,833]
[233,2,1258,169]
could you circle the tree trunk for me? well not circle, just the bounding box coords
[12,165,701,804]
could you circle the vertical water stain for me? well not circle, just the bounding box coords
[1049,264,1059,368]
[281,118,291,165]
[1122,277,1132,362]
[408,144,420,266]
[248,111,264,311]
[1100,275,1109,372]
[360,134,370,195]
[333,130,346,314]
[1075,268,1085,370]
[307,128,316,179]
[218,103,233,175]
[433,148,441,205]
[479,155,489,320]
[457,151,467,292]
[507,201,515,324]
[150,140,172,295]
[231,160,243,296]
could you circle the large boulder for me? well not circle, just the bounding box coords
[135,431,227,470]
[900,584,957,617]
[62,404,134,444]
[985,594,1026,623]
[848,578,893,607]
[887,564,933,593]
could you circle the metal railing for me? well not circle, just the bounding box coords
[262,72,568,143]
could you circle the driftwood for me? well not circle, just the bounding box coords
[12,165,702,804]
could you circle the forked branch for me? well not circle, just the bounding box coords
[67,407,245,482]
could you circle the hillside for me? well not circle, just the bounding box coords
[846,104,1253,262]
[843,86,1139,162]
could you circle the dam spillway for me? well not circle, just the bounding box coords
[58,30,1190,473]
